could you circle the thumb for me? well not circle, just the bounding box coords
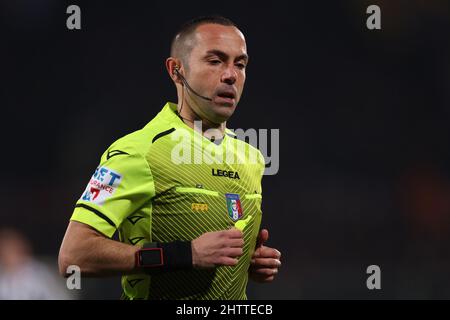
[256,229,269,248]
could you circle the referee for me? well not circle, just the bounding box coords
[59,15,281,300]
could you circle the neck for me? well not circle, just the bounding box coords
[177,100,226,140]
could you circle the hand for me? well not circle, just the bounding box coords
[249,229,281,283]
[191,229,244,269]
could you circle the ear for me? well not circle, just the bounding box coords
[166,57,182,84]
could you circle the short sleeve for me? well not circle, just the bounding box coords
[70,146,155,238]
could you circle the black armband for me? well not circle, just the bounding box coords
[135,241,192,274]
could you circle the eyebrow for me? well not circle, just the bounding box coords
[204,49,249,63]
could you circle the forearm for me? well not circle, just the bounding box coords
[59,221,139,277]
[59,221,245,277]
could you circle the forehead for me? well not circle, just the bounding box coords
[191,24,247,57]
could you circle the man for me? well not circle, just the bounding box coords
[59,15,281,300]
[1,228,70,300]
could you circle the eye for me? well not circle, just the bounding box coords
[235,63,246,70]
[208,60,221,65]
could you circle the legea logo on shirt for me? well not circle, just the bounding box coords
[80,166,122,205]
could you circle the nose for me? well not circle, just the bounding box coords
[221,64,237,85]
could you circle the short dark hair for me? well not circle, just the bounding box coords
[170,15,238,66]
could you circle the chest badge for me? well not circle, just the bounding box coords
[225,193,243,221]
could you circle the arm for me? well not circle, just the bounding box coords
[58,221,138,277]
[58,221,245,277]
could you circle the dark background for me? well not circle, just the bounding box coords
[1,0,450,299]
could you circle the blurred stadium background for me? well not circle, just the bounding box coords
[1,0,450,299]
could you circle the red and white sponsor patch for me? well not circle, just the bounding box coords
[80,166,122,205]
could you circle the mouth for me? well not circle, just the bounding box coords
[215,90,236,105]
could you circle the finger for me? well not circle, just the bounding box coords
[253,275,275,283]
[255,247,281,259]
[256,229,269,248]
[262,275,275,283]
[252,247,262,258]
[228,238,244,248]
[251,258,281,268]
[225,228,244,239]
[217,257,238,266]
[250,267,278,276]
[224,247,244,258]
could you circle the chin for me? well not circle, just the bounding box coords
[211,104,236,122]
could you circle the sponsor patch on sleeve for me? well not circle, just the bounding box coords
[80,166,122,206]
